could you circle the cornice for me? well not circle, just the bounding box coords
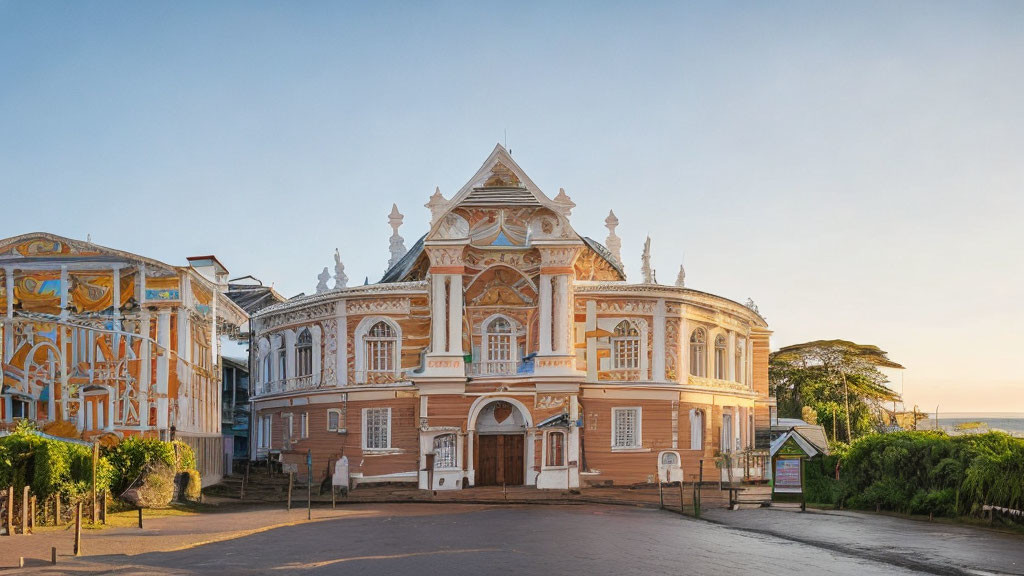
[254,281,428,319]
[573,282,768,327]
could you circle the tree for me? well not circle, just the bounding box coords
[771,340,903,442]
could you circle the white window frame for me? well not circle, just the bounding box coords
[545,430,567,468]
[432,433,458,469]
[362,407,392,451]
[283,412,294,444]
[300,412,309,439]
[296,329,313,377]
[611,407,642,450]
[722,412,734,453]
[689,328,707,377]
[354,317,402,381]
[714,334,727,380]
[327,408,343,432]
[484,316,515,363]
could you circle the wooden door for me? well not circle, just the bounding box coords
[502,435,525,485]
[477,435,498,486]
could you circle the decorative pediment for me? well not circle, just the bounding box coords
[482,162,522,188]
[465,266,537,307]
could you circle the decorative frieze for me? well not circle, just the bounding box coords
[346,298,411,316]
[257,302,336,332]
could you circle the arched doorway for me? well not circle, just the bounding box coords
[468,397,533,486]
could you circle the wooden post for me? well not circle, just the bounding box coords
[91,443,98,525]
[55,493,61,527]
[74,502,82,556]
[51,546,57,565]
[21,486,29,534]
[100,490,106,525]
[332,485,336,509]
[137,507,143,529]
[696,460,703,519]
[287,473,293,511]
[679,480,685,514]
[29,495,36,533]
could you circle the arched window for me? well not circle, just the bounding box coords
[547,431,565,466]
[689,328,706,377]
[661,451,679,467]
[295,328,313,377]
[365,321,397,374]
[714,334,727,379]
[612,320,640,369]
[433,433,457,469]
[485,316,514,363]
[262,354,272,384]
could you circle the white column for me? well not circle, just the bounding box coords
[447,274,463,355]
[727,331,736,382]
[653,298,666,382]
[552,275,568,354]
[539,274,552,355]
[59,265,69,319]
[211,281,219,366]
[585,300,597,381]
[111,265,121,318]
[138,312,151,428]
[155,309,171,432]
[336,303,348,386]
[430,274,446,353]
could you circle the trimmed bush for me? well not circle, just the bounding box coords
[182,469,202,502]
[0,421,110,502]
[171,440,196,473]
[104,437,175,496]
[120,462,175,508]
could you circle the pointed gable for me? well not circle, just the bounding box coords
[443,144,555,212]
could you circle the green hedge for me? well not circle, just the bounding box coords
[103,436,176,496]
[0,421,112,501]
[804,431,1024,518]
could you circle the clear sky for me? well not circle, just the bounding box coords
[2,1,1021,412]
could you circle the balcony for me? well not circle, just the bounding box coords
[466,359,534,377]
[257,375,317,396]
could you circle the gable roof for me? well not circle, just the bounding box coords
[442,144,557,214]
[0,232,176,272]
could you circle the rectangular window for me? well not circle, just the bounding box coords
[327,409,341,431]
[722,413,734,453]
[690,409,704,451]
[433,434,457,469]
[612,407,641,449]
[277,350,287,380]
[301,412,309,439]
[366,339,394,372]
[547,431,565,466]
[363,407,391,450]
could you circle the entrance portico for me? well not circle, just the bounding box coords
[467,396,534,487]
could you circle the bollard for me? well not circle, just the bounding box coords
[332,485,336,510]
[679,481,685,515]
[18,557,23,568]
[91,443,98,525]
[51,546,57,565]
[22,486,30,535]
[137,507,143,529]
[74,502,82,556]
[100,490,106,525]
[287,473,293,511]
[55,492,61,527]
[657,467,664,510]
[30,495,36,533]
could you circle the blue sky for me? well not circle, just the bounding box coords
[2,1,1022,411]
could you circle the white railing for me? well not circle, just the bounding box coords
[466,360,532,376]
[255,375,317,396]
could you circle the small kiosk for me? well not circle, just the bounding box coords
[769,428,825,510]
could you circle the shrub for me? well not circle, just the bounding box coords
[104,437,175,496]
[182,469,202,502]
[171,440,196,472]
[0,422,110,502]
[120,462,175,508]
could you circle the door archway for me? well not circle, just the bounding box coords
[467,397,534,486]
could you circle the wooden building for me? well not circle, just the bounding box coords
[250,145,774,489]
[0,234,248,485]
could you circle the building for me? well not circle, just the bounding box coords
[249,145,773,490]
[0,233,248,486]
[221,276,287,472]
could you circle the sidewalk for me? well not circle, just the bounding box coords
[702,506,1024,576]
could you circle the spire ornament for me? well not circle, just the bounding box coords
[675,264,686,287]
[553,188,576,217]
[387,204,407,269]
[425,187,448,226]
[640,236,654,284]
[316,267,330,294]
[333,249,348,289]
[604,210,622,268]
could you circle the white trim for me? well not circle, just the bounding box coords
[362,406,392,450]
[353,316,402,380]
[326,408,343,431]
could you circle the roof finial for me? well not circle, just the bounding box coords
[553,188,575,217]
[641,236,654,284]
[388,204,407,269]
[425,187,448,226]
[675,264,686,287]
[316,267,330,294]
[333,249,348,289]
[604,210,622,269]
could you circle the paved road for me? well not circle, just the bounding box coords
[16,504,1021,576]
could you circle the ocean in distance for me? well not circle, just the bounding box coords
[920,412,1024,437]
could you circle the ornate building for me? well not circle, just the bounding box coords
[0,233,248,485]
[250,145,773,490]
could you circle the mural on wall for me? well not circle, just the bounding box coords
[69,272,135,313]
[13,272,62,313]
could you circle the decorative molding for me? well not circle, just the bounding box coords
[538,246,581,269]
[346,298,411,315]
[256,302,336,332]
[253,281,427,319]
[426,246,465,267]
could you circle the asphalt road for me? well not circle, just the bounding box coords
[31,504,1015,576]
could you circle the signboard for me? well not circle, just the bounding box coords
[774,458,802,493]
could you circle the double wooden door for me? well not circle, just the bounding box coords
[476,434,524,486]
